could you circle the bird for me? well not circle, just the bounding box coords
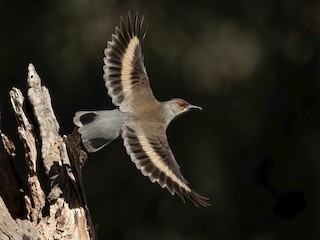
[73,12,210,207]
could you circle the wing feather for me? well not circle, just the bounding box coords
[122,123,210,207]
[104,12,155,112]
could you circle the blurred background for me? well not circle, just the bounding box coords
[0,0,319,239]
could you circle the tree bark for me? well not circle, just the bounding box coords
[0,64,96,239]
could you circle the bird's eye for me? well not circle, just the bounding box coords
[179,103,184,107]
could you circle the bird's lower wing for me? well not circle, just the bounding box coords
[121,123,210,207]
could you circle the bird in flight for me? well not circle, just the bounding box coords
[74,12,210,207]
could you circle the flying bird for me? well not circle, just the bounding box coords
[74,12,210,207]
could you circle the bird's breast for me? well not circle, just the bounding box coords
[134,101,165,125]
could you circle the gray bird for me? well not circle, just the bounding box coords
[74,12,210,207]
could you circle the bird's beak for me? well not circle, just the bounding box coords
[188,105,202,111]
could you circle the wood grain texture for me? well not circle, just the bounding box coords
[0,64,96,239]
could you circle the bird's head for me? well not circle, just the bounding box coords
[169,98,202,113]
[163,98,202,126]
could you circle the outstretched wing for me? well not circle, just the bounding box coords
[121,122,210,207]
[103,12,156,112]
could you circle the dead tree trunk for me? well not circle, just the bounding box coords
[0,64,96,239]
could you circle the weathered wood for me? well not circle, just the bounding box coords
[0,64,96,239]
[0,197,40,239]
[10,87,46,224]
[0,128,24,219]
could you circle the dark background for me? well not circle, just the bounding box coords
[0,0,319,239]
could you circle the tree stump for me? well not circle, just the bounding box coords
[0,64,96,239]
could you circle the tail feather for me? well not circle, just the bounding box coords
[73,109,123,152]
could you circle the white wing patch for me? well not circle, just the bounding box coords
[136,134,191,192]
[121,36,140,100]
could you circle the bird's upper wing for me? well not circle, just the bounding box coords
[121,121,210,207]
[103,12,156,112]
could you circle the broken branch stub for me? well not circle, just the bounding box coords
[0,64,96,239]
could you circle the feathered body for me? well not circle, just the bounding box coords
[74,13,210,207]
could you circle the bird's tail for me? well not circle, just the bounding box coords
[73,109,124,153]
